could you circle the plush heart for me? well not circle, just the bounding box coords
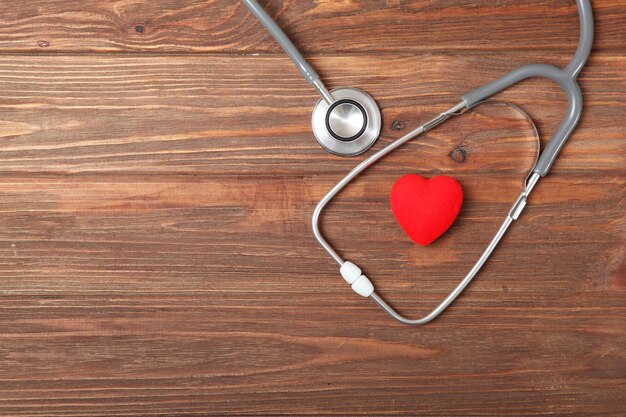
[390,174,463,246]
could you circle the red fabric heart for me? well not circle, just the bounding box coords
[390,174,463,246]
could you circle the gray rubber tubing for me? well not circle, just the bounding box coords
[242,0,319,85]
[462,0,594,176]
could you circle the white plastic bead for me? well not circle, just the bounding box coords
[340,261,362,284]
[351,275,374,297]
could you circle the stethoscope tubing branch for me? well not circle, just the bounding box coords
[463,65,583,177]
[463,0,593,176]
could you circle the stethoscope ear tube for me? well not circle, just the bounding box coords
[242,0,335,105]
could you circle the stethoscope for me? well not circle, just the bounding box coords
[242,0,594,325]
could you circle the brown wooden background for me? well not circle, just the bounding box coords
[0,1,624,415]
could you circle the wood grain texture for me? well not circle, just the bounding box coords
[0,1,624,416]
[0,0,624,54]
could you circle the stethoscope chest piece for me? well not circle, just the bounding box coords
[312,88,382,156]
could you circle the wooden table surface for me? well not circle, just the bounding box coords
[0,1,624,415]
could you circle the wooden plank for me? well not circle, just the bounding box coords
[0,0,623,54]
[0,293,623,416]
[0,170,623,415]
[0,53,623,176]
